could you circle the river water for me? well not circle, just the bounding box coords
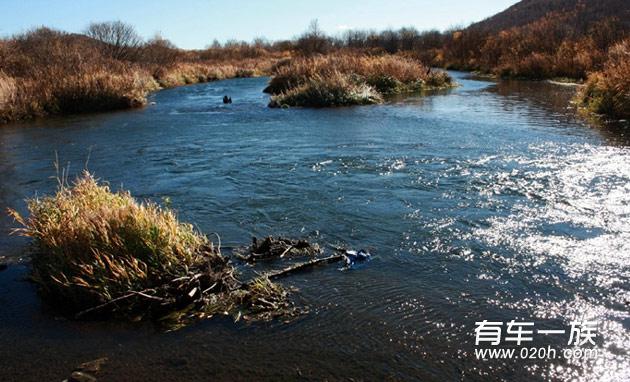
[0,72,628,381]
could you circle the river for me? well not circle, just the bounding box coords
[0,72,628,381]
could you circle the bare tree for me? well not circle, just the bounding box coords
[296,19,331,56]
[85,21,143,61]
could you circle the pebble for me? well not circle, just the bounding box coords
[62,357,107,382]
[68,371,97,382]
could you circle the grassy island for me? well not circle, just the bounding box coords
[266,54,454,108]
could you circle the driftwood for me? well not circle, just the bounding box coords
[74,256,239,320]
[257,254,344,282]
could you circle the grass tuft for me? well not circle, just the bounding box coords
[7,171,291,324]
[9,171,211,311]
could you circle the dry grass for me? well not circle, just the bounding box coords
[0,71,17,112]
[269,71,382,108]
[266,54,453,107]
[151,58,275,88]
[578,38,630,120]
[0,28,284,123]
[0,29,159,122]
[0,66,158,124]
[9,172,212,311]
[7,171,291,323]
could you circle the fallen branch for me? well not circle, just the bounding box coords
[259,254,344,282]
[279,245,293,258]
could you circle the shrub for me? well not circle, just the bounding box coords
[578,38,630,119]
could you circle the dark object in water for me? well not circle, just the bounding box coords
[0,263,7,271]
[342,249,371,268]
[223,95,232,104]
[237,236,321,262]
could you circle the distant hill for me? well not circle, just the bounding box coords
[469,0,630,33]
[434,0,630,79]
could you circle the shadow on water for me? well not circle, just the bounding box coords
[0,73,628,381]
[487,77,630,146]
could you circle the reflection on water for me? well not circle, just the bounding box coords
[0,72,628,381]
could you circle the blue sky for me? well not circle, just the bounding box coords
[0,0,519,49]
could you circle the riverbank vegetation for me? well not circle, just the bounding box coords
[0,23,286,123]
[318,0,628,82]
[577,38,630,120]
[278,1,629,116]
[266,54,452,107]
[7,172,292,324]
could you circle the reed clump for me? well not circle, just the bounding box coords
[266,54,453,107]
[578,38,630,120]
[7,171,290,323]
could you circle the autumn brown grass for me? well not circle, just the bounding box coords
[269,71,383,108]
[266,54,453,107]
[8,172,212,311]
[151,58,275,88]
[578,38,630,120]
[0,28,284,123]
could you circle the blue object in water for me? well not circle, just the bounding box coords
[343,249,371,268]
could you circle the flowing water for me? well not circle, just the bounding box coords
[0,72,628,381]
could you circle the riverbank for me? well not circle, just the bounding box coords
[0,27,286,124]
[2,13,627,122]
